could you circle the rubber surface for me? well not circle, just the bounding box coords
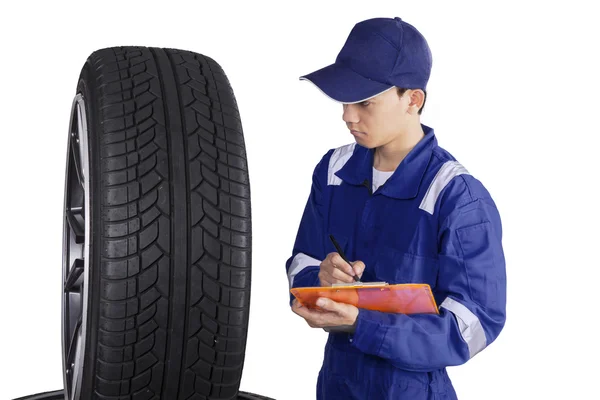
[74,46,252,399]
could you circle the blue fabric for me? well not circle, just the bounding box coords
[285,124,507,399]
[299,17,433,103]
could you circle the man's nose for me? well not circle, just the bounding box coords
[342,104,359,124]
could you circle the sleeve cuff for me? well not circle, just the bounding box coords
[289,266,320,306]
[350,309,388,356]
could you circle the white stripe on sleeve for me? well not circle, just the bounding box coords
[288,252,322,288]
[440,297,487,359]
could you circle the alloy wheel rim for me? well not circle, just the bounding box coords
[61,93,91,400]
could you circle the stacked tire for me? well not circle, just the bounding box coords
[13,47,274,400]
[13,390,274,400]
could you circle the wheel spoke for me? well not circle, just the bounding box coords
[70,132,84,188]
[65,316,82,385]
[66,208,85,244]
[64,259,84,293]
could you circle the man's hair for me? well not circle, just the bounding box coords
[396,87,427,115]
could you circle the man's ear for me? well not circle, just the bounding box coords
[408,89,425,114]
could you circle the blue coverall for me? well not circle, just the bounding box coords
[286,124,507,399]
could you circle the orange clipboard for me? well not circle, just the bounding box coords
[290,281,439,315]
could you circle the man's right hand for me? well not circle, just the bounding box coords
[318,252,365,287]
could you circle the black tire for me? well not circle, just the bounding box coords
[62,46,252,400]
[12,390,275,400]
[12,390,64,400]
[237,392,276,400]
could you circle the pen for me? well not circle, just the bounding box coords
[329,234,361,282]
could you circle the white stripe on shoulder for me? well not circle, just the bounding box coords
[419,160,470,214]
[328,143,356,186]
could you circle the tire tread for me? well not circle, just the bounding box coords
[83,45,251,400]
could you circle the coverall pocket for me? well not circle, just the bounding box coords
[374,247,439,288]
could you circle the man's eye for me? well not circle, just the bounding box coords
[360,101,370,106]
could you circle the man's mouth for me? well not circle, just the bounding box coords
[350,130,366,135]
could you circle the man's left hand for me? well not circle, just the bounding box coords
[292,297,359,329]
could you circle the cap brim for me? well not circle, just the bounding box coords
[299,63,394,104]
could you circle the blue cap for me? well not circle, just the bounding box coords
[299,17,432,104]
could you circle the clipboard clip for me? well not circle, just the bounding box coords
[331,281,389,287]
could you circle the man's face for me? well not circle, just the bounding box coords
[342,87,418,148]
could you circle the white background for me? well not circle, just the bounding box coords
[1,1,598,399]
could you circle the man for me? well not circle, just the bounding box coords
[285,16,507,399]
